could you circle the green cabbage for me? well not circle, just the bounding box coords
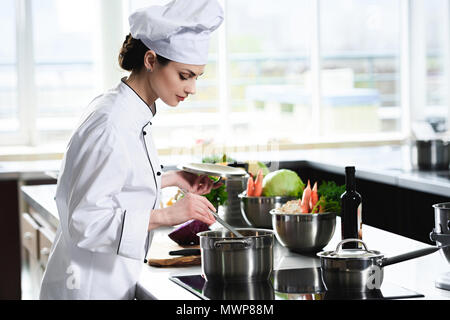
[262,169,304,197]
[247,161,270,177]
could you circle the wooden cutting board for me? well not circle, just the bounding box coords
[146,233,201,268]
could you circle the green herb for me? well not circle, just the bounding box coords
[317,181,345,213]
[201,155,232,208]
[203,176,228,209]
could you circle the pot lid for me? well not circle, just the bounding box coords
[177,163,248,178]
[317,239,383,259]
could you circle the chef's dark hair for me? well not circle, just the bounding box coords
[118,33,171,72]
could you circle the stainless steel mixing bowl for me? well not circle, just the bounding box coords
[270,209,336,253]
[239,194,297,228]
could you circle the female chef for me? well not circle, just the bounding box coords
[39,0,224,300]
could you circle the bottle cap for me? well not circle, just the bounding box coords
[345,166,355,173]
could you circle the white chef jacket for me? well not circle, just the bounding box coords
[39,78,162,300]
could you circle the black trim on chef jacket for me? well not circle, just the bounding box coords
[121,78,157,117]
[117,78,158,261]
[141,122,159,263]
[116,210,127,255]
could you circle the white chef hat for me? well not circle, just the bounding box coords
[129,0,224,65]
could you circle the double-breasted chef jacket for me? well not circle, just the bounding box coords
[40,78,162,299]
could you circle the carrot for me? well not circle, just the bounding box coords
[300,180,311,213]
[319,206,325,213]
[253,169,263,197]
[311,196,324,213]
[309,181,318,212]
[246,175,255,196]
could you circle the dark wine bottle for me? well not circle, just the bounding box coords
[340,166,362,249]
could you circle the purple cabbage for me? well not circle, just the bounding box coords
[168,220,210,245]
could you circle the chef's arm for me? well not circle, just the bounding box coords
[147,193,217,231]
[147,207,171,230]
[160,170,218,195]
[160,170,179,188]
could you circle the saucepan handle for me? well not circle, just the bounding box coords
[430,231,450,243]
[379,246,442,268]
[335,238,371,253]
[214,239,250,249]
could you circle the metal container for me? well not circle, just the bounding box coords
[197,228,274,283]
[317,239,442,292]
[239,195,296,228]
[270,209,336,253]
[430,202,450,264]
[222,177,249,227]
[412,139,450,170]
[429,202,450,291]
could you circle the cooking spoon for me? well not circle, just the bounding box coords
[180,188,244,238]
[209,209,245,238]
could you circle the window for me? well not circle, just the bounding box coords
[227,0,312,145]
[320,0,402,136]
[1,0,449,150]
[424,0,448,132]
[0,0,18,137]
[32,0,97,144]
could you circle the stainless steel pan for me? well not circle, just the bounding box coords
[317,239,443,292]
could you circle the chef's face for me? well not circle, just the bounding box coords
[151,59,205,107]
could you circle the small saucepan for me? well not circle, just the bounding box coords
[317,239,443,292]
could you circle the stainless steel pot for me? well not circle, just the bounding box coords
[430,202,450,264]
[412,139,450,170]
[429,202,450,291]
[317,239,442,292]
[197,228,274,283]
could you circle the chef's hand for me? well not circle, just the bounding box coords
[163,170,223,195]
[148,192,216,230]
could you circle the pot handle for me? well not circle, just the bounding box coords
[214,239,251,249]
[430,230,450,243]
[335,238,370,253]
[378,246,442,268]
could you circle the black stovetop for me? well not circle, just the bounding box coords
[170,267,424,300]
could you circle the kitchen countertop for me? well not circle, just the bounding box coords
[21,184,59,229]
[20,183,450,300]
[136,221,450,300]
[7,144,450,196]
[0,160,61,180]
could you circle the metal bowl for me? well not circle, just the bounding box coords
[238,194,297,228]
[270,209,336,253]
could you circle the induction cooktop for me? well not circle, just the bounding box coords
[169,268,424,300]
